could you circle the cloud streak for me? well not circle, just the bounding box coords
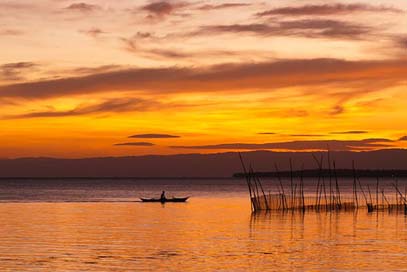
[171,139,395,151]
[0,62,38,81]
[129,134,180,139]
[198,3,250,11]
[3,98,159,119]
[65,3,101,12]
[1,58,406,100]
[114,142,155,147]
[331,131,369,135]
[141,1,188,19]
[257,4,401,17]
[196,19,372,39]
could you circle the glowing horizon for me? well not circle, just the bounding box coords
[1,0,406,158]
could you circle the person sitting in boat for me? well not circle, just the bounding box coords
[160,191,166,201]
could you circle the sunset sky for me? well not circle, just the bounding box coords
[0,0,406,158]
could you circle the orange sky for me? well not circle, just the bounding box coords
[0,0,407,158]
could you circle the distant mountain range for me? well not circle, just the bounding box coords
[0,149,406,178]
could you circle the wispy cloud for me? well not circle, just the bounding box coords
[0,62,38,81]
[289,134,326,137]
[258,132,276,135]
[330,131,369,135]
[0,29,24,36]
[79,28,107,38]
[0,58,406,99]
[65,3,101,12]
[171,138,394,151]
[257,4,401,17]
[140,1,189,19]
[121,36,241,60]
[196,19,372,39]
[399,136,407,141]
[198,3,250,11]
[114,142,155,146]
[129,134,180,139]
[3,98,159,119]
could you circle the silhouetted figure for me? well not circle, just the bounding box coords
[160,191,166,202]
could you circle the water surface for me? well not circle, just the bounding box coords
[0,179,406,271]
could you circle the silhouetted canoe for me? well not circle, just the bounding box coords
[140,197,189,203]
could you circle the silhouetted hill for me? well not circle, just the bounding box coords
[233,169,407,178]
[0,149,406,178]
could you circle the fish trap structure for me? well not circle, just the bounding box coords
[239,153,407,214]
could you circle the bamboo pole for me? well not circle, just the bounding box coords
[238,153,254,212]
[352,161,359,208]
[327,149,333,209]
[382,189,390,210]
[249,166,261,210]
[289,158,294,209]
[300,165,305,212]
[251,166,270,210]
[376,177,379,209]
[333,161,342,208]
[274,163,287,210]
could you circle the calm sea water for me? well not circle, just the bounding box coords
[0,178,406,271]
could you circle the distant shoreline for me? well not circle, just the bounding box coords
[1,169,407,179]
[233,169,407,178]
[0,177,234,180]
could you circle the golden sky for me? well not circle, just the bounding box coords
[0,0,406,158]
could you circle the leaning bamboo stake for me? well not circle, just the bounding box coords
[251,166,270,210]
[333,161,342,208]
[300,164,305,212]
[382,189,390,210]
[274,163,287,210]
[313,154,327,209]
[312,153,323,209]
[392,183,407,215]
[376,177,379,209]
[392,183,407,204]
[249,166,261,210]
[289,158,294,209]
[238,153,254,212]
[357,177,369,210]
[352,161,359,208]
[327,149,333,209]
[367,184,374,212]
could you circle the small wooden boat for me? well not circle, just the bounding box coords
[140,197,189,203]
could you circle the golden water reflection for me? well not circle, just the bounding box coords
[0,198,406,271]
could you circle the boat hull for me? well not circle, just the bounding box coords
[140,197,189,203]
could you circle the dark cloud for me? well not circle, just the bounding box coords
[70,65,122,76]
[330,131,369,135]
[171,138,394,151]
[257,4,401,17]
[114,142,155,147]
[65,3,100,12]
[258,132,276,135]
[122,37,241,60]
[289,134,325,137]
[1,58,406,99]
[198,3,250,11]
[144,48,193,59]
[0,62,38,81]
[129,134,180,139]
[4,98,159,119]
[80,28,107,37]
[197,19,372,39]
[141,1,188,19]
[0,29,24,36]
[399,136,407,141]
[394,36,407,48]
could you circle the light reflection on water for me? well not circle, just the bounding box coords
[0,179,406,271]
